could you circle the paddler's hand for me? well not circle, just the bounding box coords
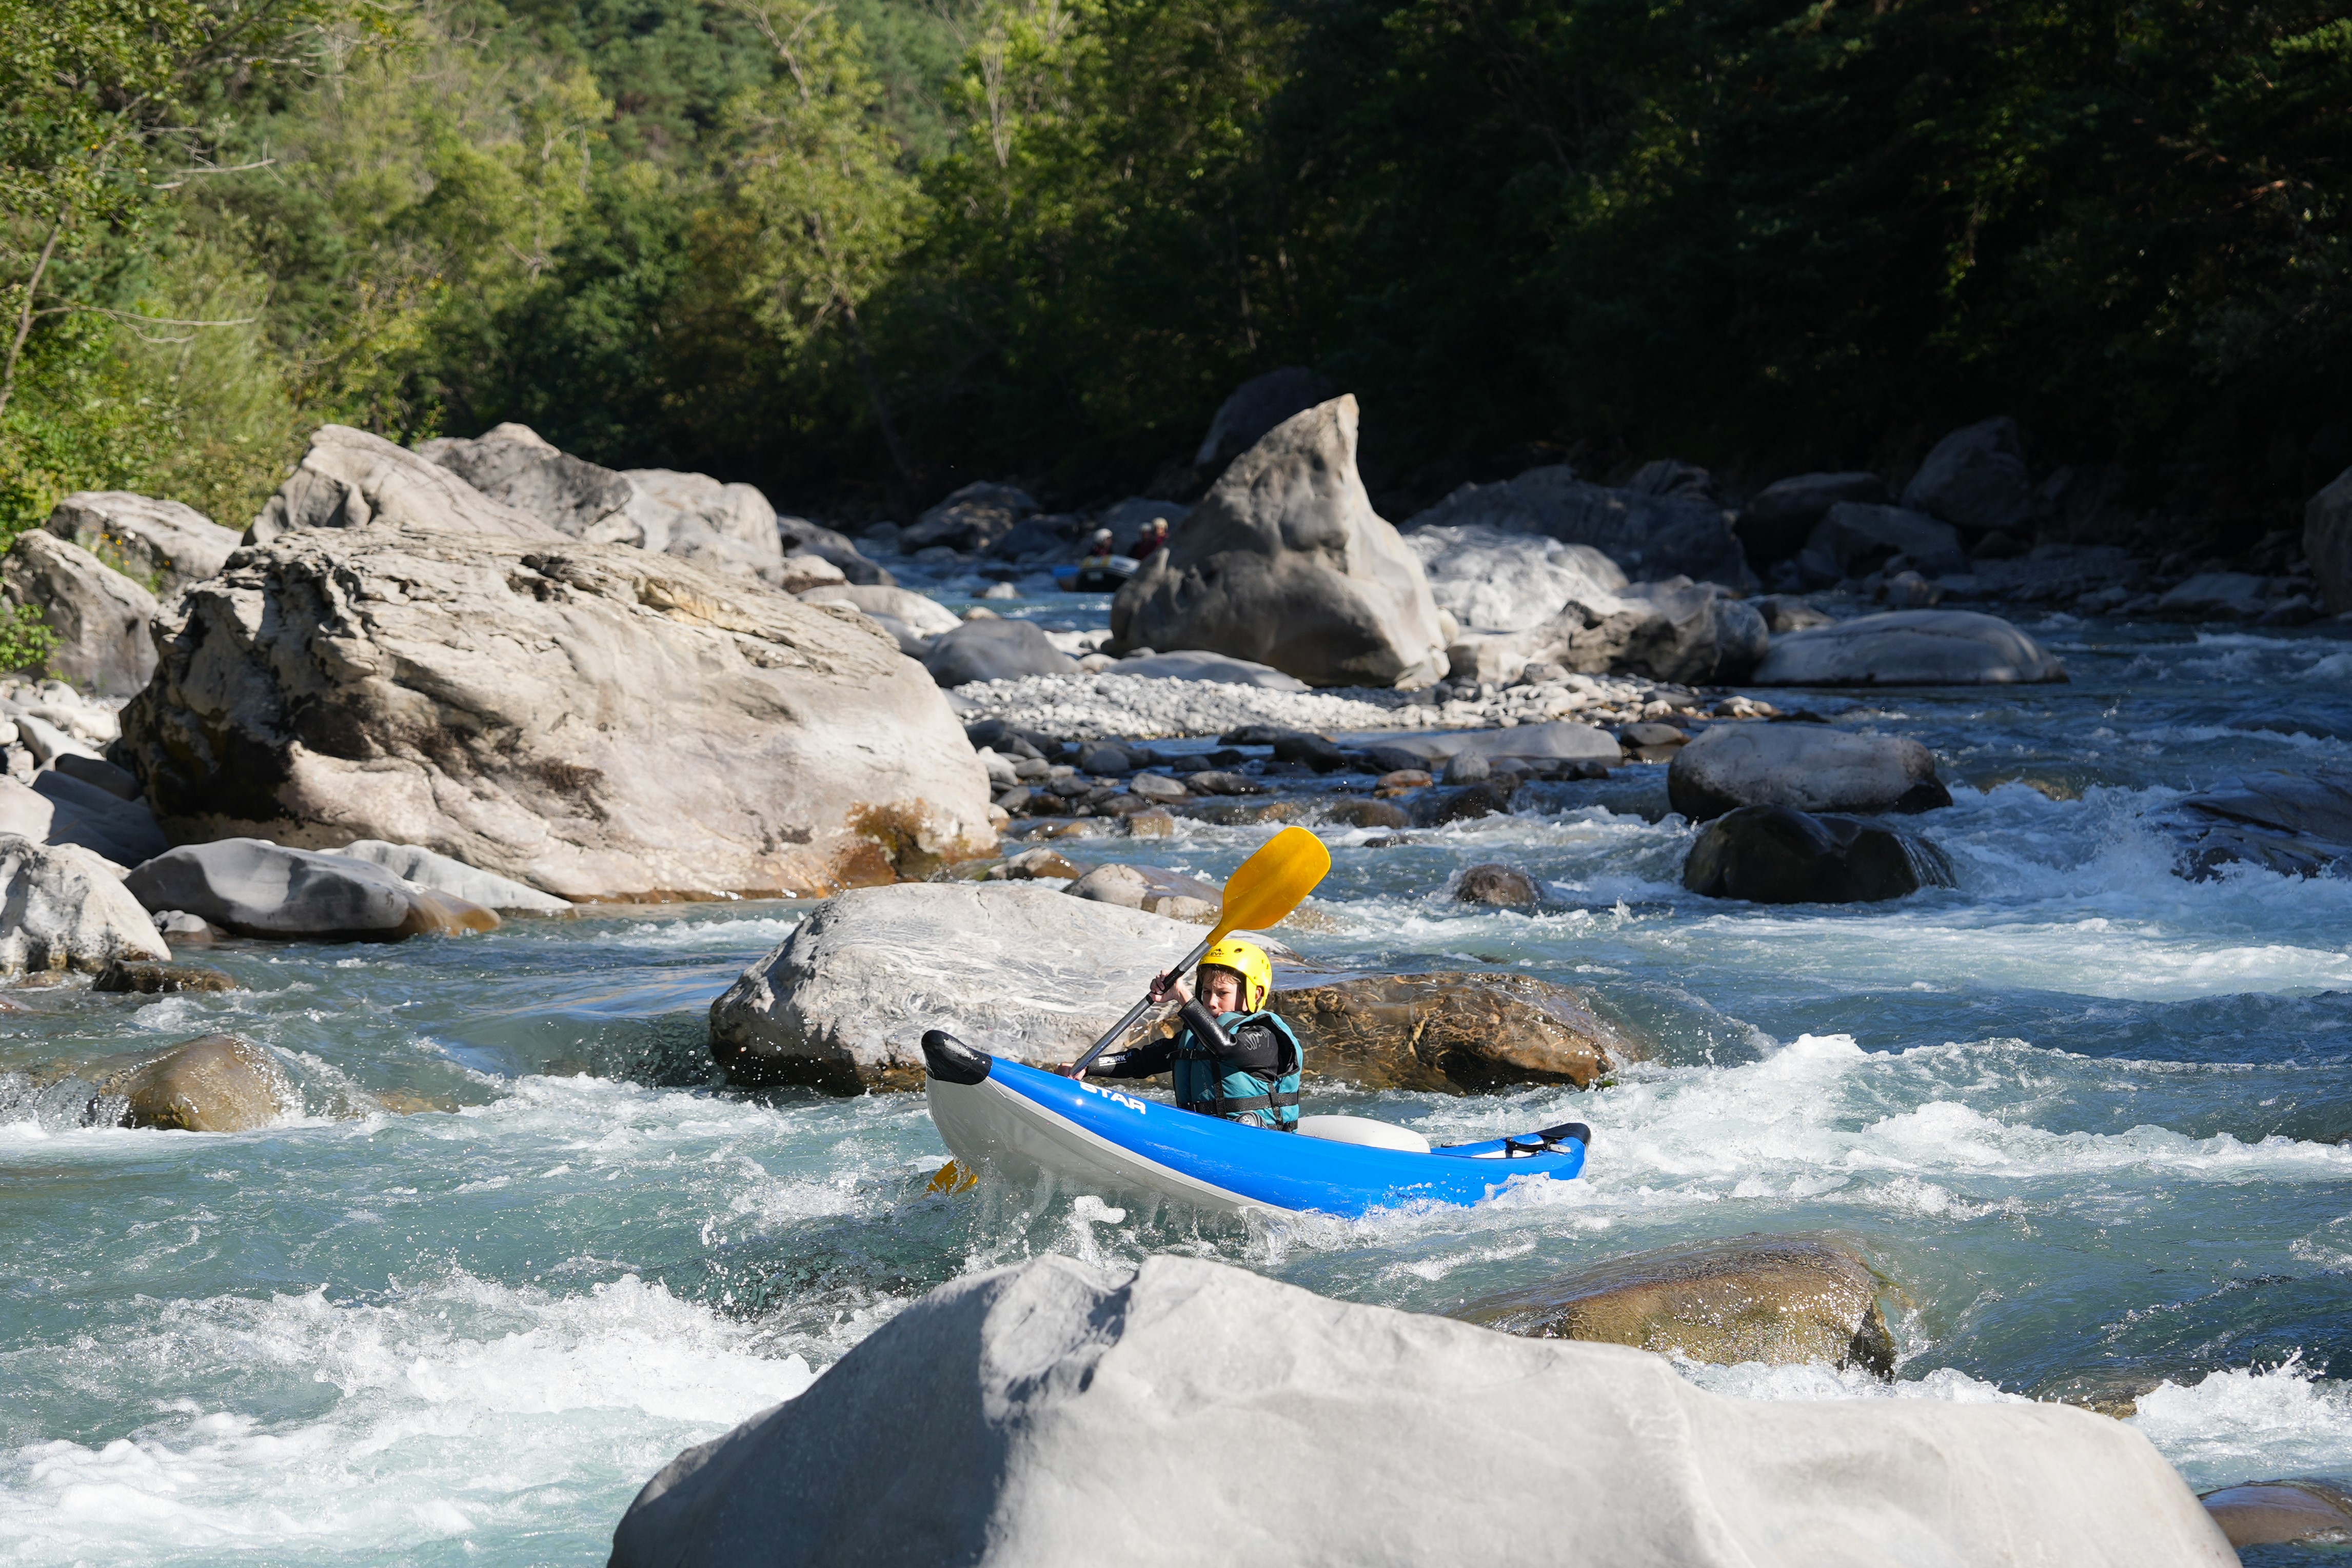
[1148,969,1186,1005]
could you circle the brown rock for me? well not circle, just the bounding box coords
[1456,1234,1896,1374]
[398,887,502,936]
[1456,863,1542,907]
[91,960,238,994]
[104,1034,295,1132]
[985,847,1084,881]
[1274,970,1639,1092]
[1121,808,1178,838]
[2200,1478,2352,1548]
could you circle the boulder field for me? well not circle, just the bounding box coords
[115,529,996,901]
[606,1254,2235,1568]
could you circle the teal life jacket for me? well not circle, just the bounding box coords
[1171,1009,1303,1131]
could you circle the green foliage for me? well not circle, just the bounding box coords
[0,603,55,676]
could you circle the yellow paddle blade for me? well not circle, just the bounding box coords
[1210,826,1332,941]
[926,1160,977,1194]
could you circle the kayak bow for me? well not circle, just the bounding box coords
[922,1031,1589,1218]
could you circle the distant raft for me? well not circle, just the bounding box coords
[922,1031,1589,1218]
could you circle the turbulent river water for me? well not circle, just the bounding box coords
[5,607,2351,1566]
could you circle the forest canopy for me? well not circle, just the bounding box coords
[2,0,2345,531]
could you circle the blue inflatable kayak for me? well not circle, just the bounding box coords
[922,1031,1589,1218]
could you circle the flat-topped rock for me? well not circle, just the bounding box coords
[1750,609,2067,685]
[1667,723,1949,821]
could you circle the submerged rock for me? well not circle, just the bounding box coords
[608,1253,2234,1568]
[102,1034,292,1132]
[2,531,159,697]
[2154,769,2352,880]
[117,530,994,900]
[1750,609,2066,686]
[123,840,501,942]
[44,490,243,597]
[0,836,170,975]
[91,959,237,994]
[708,883,1201,1090]
[1113,396,1449,688]
[1684,804,1955,903]
[2199,1477,2352,1549]
[1274,970,1638,1091]
[1453,863,1543,907]
[1456,1234,1897,1374]
[1667,724,1950,821]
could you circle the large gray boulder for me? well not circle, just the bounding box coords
[1195,367,1339,471]
[1684,804,1955,903]
[29,771,169,863]
[1112,396,1449,688]
[621,468,788,586]
[707,883,1200,1090]
[1804,503,1967,579]
[414,422,637,540]
[608,1254,2235,1568]
[1901,416,2033,534]
[1404,523,1627,633]
[116,530,995,901]
[1409,464,1753,590]
[249,425,563,543]
[796,584,962,653]
[903,482,1038,553]
[1751,609,2066,685]
[922,619,1080,687]
[1667,724,1950,821]
[123,839,501,940]
[2306,465,2352,615]
[1734,472,1889,565]
[334,840,574,912]
[0,836,170,975]
[1,531,158,696]
[44,491,243,596]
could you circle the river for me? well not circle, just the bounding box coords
[4,611,2349,1564]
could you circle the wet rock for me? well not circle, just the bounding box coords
[1113,396,1449,688]
[2154,769,2352,880]
[1127,773,1187,803]
[1750,609,2067,686]
[150,909,222,944]
[983,847,1082,881]
[708,883,1202,1089]
[1270,731,1350,771]
[1736,472,1890,565]
[91,959,237,994]
[1122,807,1178,838]
[1,531,159,696]
[1076,742,1134,773]
[2199,1478,2352,1549]
[1442,752,1491,785]
[2306,463,2352,615]
[1456,1234,1897,1374]
[1319,798,1408,829]
[123,839,502,941]
[1684,804,1955,903]
[1901,416,2033,535]
[923,619,1081,687]
[249,424,564,544]
[1195,367,1339,472]
[2155,571,2268,621]
[1409,464,1752,589]
[1618,721,1688,762]
[1278,970,1634,1090]
[1667,724,1949,821]
[333,841,574,914]
[1454,864,1542,908]
[1065,862,1220,922]
[610,1253,2232,1568]
[117,530,993,899]
[904,482,1038,553]
[1376,768,1433,791]
[1183,770,1266,796]
[0,836,170,975]
[44,491,243,597]
[102,1034,292,1132]
[1409,779,1521,827]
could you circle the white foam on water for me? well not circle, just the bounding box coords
[0,1271,811,1566]
[2130,1362,2352,1490]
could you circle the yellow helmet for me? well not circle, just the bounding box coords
[1198,938,1273,1011]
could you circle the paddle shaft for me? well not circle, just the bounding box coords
[1069,932,1214,1078]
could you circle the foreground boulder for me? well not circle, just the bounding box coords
[922,619,1079,687]
[124,840,500,941]
[1456,1235,1895,1373]
[101,1034,293,1132]
[249,424,563,543]
[708,883,1200,1090]
[2153,769,2352,880]
[334,840,574,913]
[2200,1477,2352,1550]
[2307,464,2352,615]
[0,837,170,975]
[1112,396,1450,688]
[1667,724,1950,821]
[1275,970,1638,1091]
[1750,609,2066,685]
[1684,805,1955,903]
[45,491,243,596]
[1409,464,1752,589]
[608,1254,2235,1568]
[2,531,159,696]
[117,531,994,900]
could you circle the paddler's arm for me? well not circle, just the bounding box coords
[1089,1039,1175,1079]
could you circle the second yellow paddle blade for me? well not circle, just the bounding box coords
[1215,826,1332,936]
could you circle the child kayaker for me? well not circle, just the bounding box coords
[1078,938,1304,1130]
